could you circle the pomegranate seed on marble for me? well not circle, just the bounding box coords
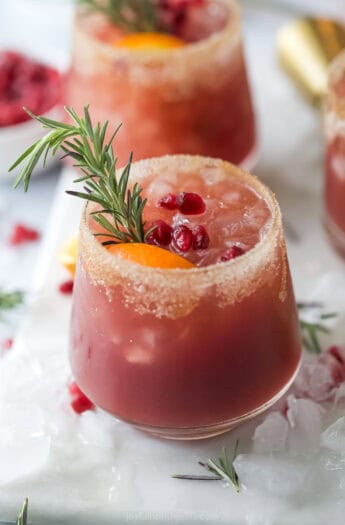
[172,225,194,252]
[146,220,172,246]
[1,338,13,351]
[328,346,345,365]
[192,225,210,250]
[59,280,74,295]
[158,193,178,210]
[176,192,206,215]
[9,223,40,246]
[68,381,83,397]
[220,246,245,262]
[71,394,94,414]
[69,381,94,414]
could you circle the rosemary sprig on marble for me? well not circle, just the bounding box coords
[298,303,337,354]
[10,106,149,245]
[0,289,24,320]
[78,0,162,33]
[173,440,240,492]
[16,498,28,525]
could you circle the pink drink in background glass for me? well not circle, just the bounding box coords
[66,0,256,168]
[324,50,345,257]
[70,155,301,439]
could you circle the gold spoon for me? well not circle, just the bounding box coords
[277,18,345,105]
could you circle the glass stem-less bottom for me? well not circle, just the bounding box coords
[324,210,345,259]
[101,358,301,441]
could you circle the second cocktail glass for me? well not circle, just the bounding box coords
[67,0,256,167]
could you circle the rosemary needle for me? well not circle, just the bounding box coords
[16,499,28,525]
[10,106,151,245]
[172,440,240,492]
[0,290,24,321]
[298,303,338,355]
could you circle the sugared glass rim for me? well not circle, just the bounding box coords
[74,0,241,64]
[79,155,285,318]
[328,49,345,118]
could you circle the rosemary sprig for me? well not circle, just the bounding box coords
[78,0,163,33]
[172,440,240,492]
[16,498,28,525]
[298,303,338,354]
[0,290,24,320]
[10,106,150,245]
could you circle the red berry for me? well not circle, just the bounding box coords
[71,394,94,414]
[328,346,345,365]
[68,381,83,397]
[172,225,194,252]
[192,225,210,250]
[158,193,178,210]
[176,192,206,215]
[8,223,40,246]
[146,220,172,246]
[220,246,245,262]
[59,280,74,295]
[1,338,13,351]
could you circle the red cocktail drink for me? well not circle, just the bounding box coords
[66,0,256,168]
[324,50,345,257]
[70,155,301,439]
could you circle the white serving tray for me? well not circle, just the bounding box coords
[1,3,345,525]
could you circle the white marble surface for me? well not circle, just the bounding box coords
[1,1,345,524]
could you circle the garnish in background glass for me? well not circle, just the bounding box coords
[0,290,24,321]
[10,106,149,245]
[78,0,161,33]
[172,440,240,492]
[298,302,338,354]
[16,498,28,525]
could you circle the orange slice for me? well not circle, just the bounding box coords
[59,235,78,276]
[107,243,194,269]
[114,32,185,51]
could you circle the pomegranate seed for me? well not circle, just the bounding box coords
[158,193,178,210]
[71,394,94,414]
[192,225,210,250]
[146,220,172,246]
[328,346,345,365]
[220,246,245,262]
[68,381,83,397]
[59,280,74,295]
[9,223,40,246]
[1,338,13,351]
[172,225,194,252]
[176,192,206,215]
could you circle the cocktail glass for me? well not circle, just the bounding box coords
[324,49,345,257]
[70,155,301,440]
[66,0,256,168]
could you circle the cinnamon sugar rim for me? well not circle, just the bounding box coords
[328,49,345,118]
[80,155,282,282]
[75,0,240,63]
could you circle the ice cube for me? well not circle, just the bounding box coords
[320,417,345,455]
[286,395,323,455]
[253,412,289,453]
[0,436,51,485]
[234,453,309,496]
[293,356,335,402]
[78,411,116,450]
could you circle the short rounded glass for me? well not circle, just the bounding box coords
[66,0,256,168]
[69,155,301,440]
[324,49,345,257]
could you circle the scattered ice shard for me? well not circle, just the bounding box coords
[234,453,310,496]
[286,396,323,455]
[253,412,289,453]
[320,416,345,455]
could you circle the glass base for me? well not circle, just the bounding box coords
[130,360,301,441]
[324,211,345,259]
[239,142,258,172]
